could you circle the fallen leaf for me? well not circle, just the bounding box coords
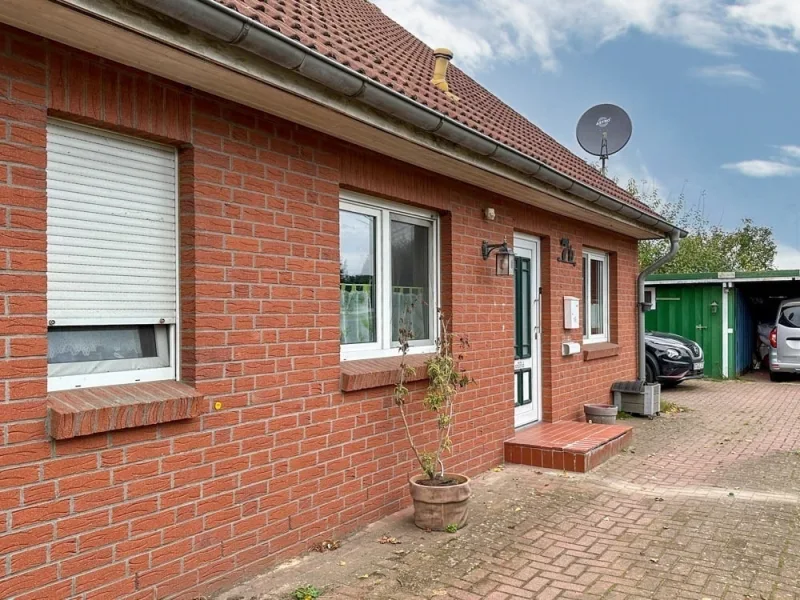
[654,497,664,502]
[649,558,659,563]
[311,539,341,552]
[357,574,369,579]
[378,535,401,545]
[339,561,347,566]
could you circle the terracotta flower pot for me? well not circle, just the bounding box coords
[408,473,471,531]
[584,403,618,425]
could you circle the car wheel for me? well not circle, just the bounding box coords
[645,354,659,384]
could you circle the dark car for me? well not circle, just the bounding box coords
[645,331,704,387]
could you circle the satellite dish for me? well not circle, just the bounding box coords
[576,104,632,175]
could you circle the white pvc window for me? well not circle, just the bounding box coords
[339,191,439,360]
[46,120,179,391]
[583,249,610,344]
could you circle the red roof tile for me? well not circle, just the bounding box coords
[212,0,658,218]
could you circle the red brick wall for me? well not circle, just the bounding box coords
[0,26,637,600]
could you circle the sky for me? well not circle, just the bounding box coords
[371,0,800,269]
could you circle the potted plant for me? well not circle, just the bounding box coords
[395,308,473,531]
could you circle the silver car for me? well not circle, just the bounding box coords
[769,298,800,381]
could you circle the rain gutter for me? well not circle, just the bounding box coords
[132,0,687,239]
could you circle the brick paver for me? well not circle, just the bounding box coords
[217,380,800,600]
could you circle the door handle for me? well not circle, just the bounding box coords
[696,325,708,330]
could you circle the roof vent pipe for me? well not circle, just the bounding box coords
[431,48,458,101]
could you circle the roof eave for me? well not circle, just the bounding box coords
[130,0,685,239]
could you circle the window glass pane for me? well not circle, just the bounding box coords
[590,258,605,336]
[582,255,589,337]
[48,326,158,364]
[391,219,430,342]
[780,306,800,328]
[340,210,377,344]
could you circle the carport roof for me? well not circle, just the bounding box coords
[648,270,800,285]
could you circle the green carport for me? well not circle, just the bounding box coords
[645,270,800,379]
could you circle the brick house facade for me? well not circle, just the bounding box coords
[0,1,672,597]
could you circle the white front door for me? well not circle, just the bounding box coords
[513,234,541,428]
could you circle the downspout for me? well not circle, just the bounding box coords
[637,232,681,381]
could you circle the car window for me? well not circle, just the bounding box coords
[779,306,800,328]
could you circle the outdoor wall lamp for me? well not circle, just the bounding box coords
[481,239,515,276]
[710,301,719,314]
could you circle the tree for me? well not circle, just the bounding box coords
[628,179,777,274]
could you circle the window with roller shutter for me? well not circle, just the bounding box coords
[45,120,178,391]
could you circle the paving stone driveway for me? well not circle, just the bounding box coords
[217,380,800,600]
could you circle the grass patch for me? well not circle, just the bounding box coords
[293,585,321,600]
[616,411,633,420]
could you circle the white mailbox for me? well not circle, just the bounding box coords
[564,296,580,330]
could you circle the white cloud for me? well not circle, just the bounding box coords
[689,64,762,88]
[775,244,800,269]
[723,146,800,177]
[373,0,800,72]
[722,160,800,177]
[780,145,800,159]
[727,0,800,51]
[608,157,668,198]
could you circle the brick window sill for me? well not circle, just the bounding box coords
[583,342,621,361]
[340,353,434,392]
[46,381,204,440]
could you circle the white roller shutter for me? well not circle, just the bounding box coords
[46,120,178,326]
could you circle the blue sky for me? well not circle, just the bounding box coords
[373,0,800,267]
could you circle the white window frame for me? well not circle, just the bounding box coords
[48,325,178,391]
[46,121,180,391]
[583,249,610,344]
[644,287,657,312]
[340,190,440,361]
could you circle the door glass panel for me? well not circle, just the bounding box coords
[515,257,531,359]
[590,258,605,336]
[516,369,532,406]
[340,210,377,344]
[391,219,430,342]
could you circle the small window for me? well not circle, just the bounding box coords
[779,305,800,329]
[46,120,178,391]
[340,192,439,359]
[644,287,657,312]
[583,249,610,343]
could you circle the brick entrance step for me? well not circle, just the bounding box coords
[504,421,633,473]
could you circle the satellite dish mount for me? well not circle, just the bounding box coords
[576,104,632,176]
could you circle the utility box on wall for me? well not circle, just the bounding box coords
[564,296,580,330]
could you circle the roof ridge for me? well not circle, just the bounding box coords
[211,0,658,218]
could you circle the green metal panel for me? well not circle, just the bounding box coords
[645,284,724,378]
